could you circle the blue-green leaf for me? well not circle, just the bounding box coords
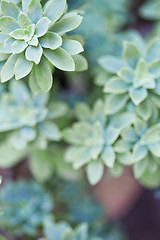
[39,32,62,50]
[1,54,18,82]
[0,16,19,34]
[44,48,75,71]
[43,0,66,23]
[25,44,43,64]
[14,52,33,80]
[27,0,42,24]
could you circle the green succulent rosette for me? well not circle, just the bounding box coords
[63,99,136,185]
[0,0,87,92]
[98,36,160,121]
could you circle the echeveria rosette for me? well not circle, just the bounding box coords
[0,81,68,171]
[0,0,87,93]
[115,119,160,188]
[98,38,160,120]
[63,100,135,185]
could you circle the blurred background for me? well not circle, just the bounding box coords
[1,0,160,240]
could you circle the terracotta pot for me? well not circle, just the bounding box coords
[92,167,143,221]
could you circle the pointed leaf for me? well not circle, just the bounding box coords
[133,143,148,162]
[104,76,129,94]
[12,40,28,54]
[98,55,126,73]
[44,0,66,23]
[52,15,83,34]
[44,48,75,71]
[0,16,19,34]
[36,17,51,37]
[27,0,42,24]
[148,143,160,157]
[72,54,88,72]
[25,44,43,64]
[28,35,38,46]
[102,146,115,168]
[123,41,140,61]
[129,87,147,105]
[35,56,53,92]
[86,161,103,185]
[104,94,129,115]
[1,1,20,21]
[39,32,62,50]
[18,11,32,28]
[39,121,61,140]
[14,52,33,80]
[29,67,41,94]
[62,39,84,55]
[1,54,18,82]
[136,99,152,121]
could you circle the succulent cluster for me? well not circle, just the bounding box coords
[0,180,125,240]
[63,36,160,187]
[0,181,53,236]
[0,0,87,92]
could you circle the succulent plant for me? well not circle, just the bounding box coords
[0,181,53,237]
[63,99,135,185]
[98,37,160,118]
[0,0,87,92]
[139,0,160,20]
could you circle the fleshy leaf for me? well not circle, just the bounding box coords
[104,76,129,94]
[1,54,18,82]
[25,44,43,64]
[133,143,148,162]
[123,41,140,61]
[36,17,51,37]
[39,121,61,140]
[0,16,19,34]
[35,56,53,92]
[52,15,83,35]
[129,87,147,105]
[98,55,126,73]
[27,0,42,24]
[62,39,84,55]
[72,55,88,72]
[43,0,66,23]
[44,48,75,71]
[14,52,33,80]
[39,32,62,50]
[1,1,20,21]
[102,146,115,168]
[86,161,103,185]
[18,11,32,28]
[28,35,38,46]
[148,143,160,157]
[136,99,152,121]
[104,94,129,115]
[29,67,41,94]
[12,40,28,54]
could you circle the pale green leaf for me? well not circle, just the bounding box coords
[129,87,148,105]
[104,76,129,94]
[10,29,26,40]
[72,54,88,72]
[35,56,53,92]
[25,44,43,64]
[102,146,115,168]
[62,39,84,55]
[28,35,38,46]
[36,17,51,37]
[18,11,32,28]
[12,40,28,54]
[44,47,75,71]
[136,99,152,121]
[104,94,129,115]
[133,143,148,162]
[43,0,66,23]
[133,158,148,179]
[39,121,61,140]
[123,41,140,61]
[14,52,33,80]
[39,32,62,50]
[27,0,42,24]
[98,55,126,73]
[1,54,18,82]
[148,143,160,157]
[1,1,20,21]
[0,16,19,34]
[29,67,41,94]
[86,161,103,185]
[52,15,83,34]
